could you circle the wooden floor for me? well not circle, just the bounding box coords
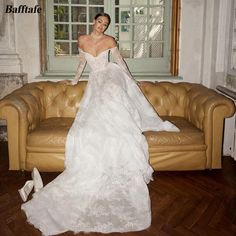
[0,141,236,236]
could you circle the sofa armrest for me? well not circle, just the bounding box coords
[186,85,235,168]
[0,86,44,170]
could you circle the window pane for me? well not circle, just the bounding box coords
[54,0,68,3]
[54,6,69,22]
[115,7,119,23]
[115,25,119,41]
[149,42,163,57]
[133,42,147,58]
[89,24,93,34]
[133,7,148,23]
[54,24,69,40]
[54,42,69,55]
[120,9,130,24]
[115,0,119,5]
[89,0,104,5]
[72,25,86,39]
[72,0,86,4]
[119,43,131,58]
[133,25,147,40]
[72,6,86,22]
[121,25,130,33]
[132,0,148,5]
[149,7,164,23]
[117,0,131,6]
[149,24,163,40]
[89,7,104,22]
[150,0,165,5]
[72,42,79,55]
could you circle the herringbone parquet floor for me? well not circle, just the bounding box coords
[0,141,236,236]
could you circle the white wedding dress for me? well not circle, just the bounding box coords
[21,47,179,235]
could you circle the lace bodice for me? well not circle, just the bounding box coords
[79,48,109,72]
[72,47,135,85]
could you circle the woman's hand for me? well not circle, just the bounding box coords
[71,80,79,85]
[60,80,72,85]
[137,81,152,86]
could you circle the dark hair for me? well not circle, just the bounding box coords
[94,13,111,26]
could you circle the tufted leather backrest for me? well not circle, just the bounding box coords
[18,81,87,119]
[139,82,196,117]
[20,81,201,119]
[40,82,87,118]
[40,81,87,118]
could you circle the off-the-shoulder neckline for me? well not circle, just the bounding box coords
[78,47,117,58]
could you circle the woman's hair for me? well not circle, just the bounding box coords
[94,13,111,26]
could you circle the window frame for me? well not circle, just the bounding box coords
[38,0,180,78]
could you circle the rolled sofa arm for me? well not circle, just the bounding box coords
[186,85,235,169]
[0,84,44,170]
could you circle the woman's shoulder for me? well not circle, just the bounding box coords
[78,35,89,42]
[78,35,90,48]
[103,35,117,47]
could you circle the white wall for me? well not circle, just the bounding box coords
[179,0,231,88]
[179,0,205,84]
[15,0,41,82]
[7,0,232,88]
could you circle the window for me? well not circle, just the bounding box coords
[53,0,105,56]
[115,0,166,60]
[39,0,180,78]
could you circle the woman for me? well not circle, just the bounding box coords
[20,13,179,235]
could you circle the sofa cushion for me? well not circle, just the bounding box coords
[27,117,73,152]
[144,116,205,146]
[27,116,204,153]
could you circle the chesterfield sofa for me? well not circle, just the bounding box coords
[0,81,234,172]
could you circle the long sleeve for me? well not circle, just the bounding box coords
[110,47,138,84]
[71,50,87,85]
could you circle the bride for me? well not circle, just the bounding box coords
[19,13,179,235]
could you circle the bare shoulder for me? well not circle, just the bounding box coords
[78,35,89,48]
[78,35,88,42]
[104,35,117,48]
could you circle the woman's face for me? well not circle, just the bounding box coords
[93,16,109,33]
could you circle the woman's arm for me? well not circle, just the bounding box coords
[71,36,87,85]
[71,51,87,85]
[110,46,139,84]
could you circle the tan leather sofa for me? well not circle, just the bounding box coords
[0,81,235,172]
